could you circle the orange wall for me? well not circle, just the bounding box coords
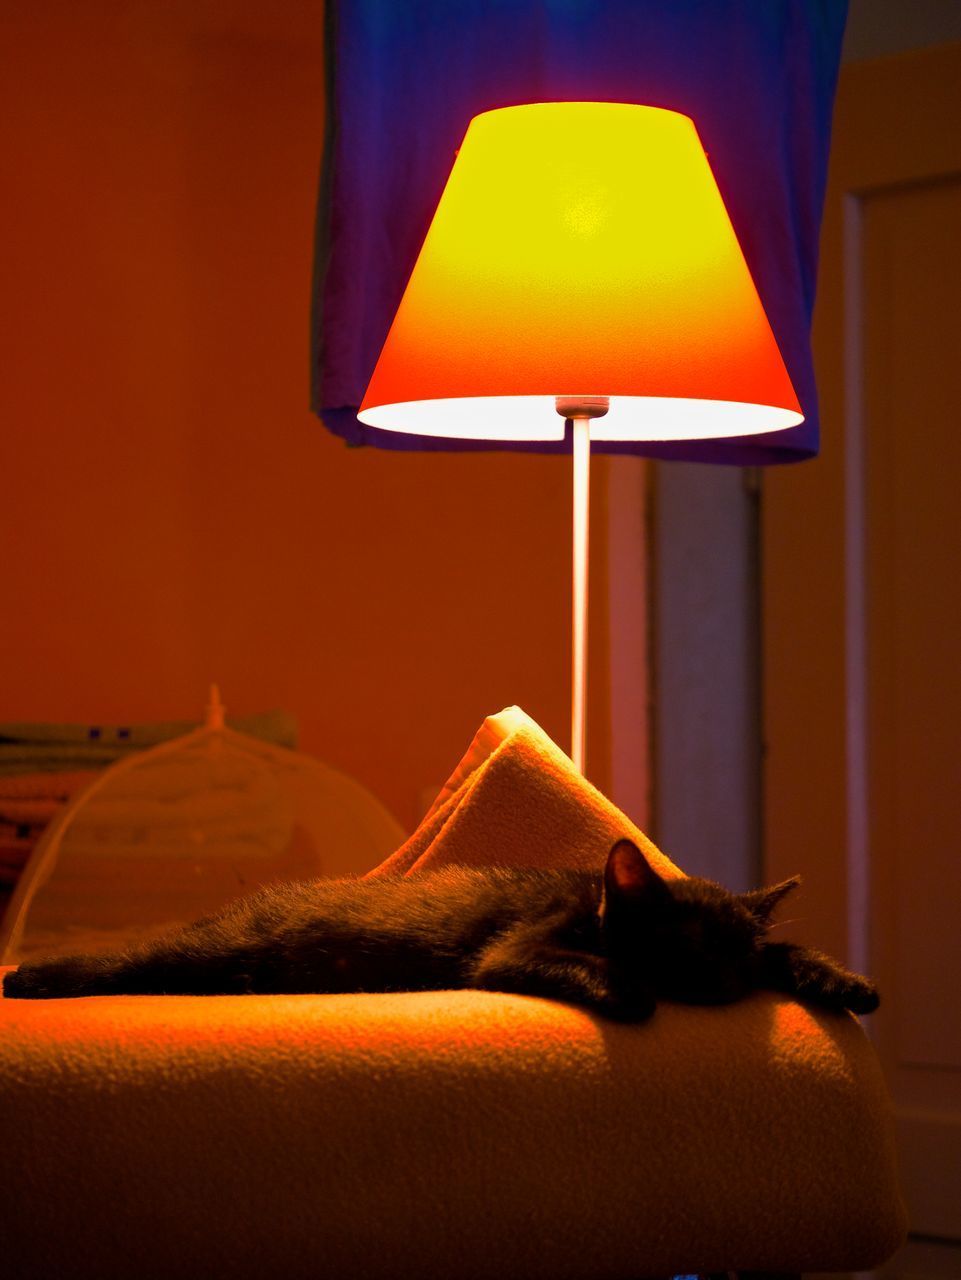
[0,0,611,833]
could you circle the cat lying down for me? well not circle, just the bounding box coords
[2,840,879,1018]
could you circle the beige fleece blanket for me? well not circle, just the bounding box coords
[0,708,906,1278]
[0,981,904,1279]
[371,705,681,880]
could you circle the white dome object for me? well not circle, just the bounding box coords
[0,697,404,963]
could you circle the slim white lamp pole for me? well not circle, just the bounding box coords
[556,396,609,774]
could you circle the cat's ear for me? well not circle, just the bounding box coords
[741,876,800,924]
[604,839,668,903]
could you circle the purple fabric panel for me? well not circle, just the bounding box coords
[312,1,848,464]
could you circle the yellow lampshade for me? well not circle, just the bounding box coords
[358,101,803,442]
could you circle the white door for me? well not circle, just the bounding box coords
[762,42,961,1276]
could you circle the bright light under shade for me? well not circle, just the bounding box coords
[359,102,803,440]
[363,396,802,442]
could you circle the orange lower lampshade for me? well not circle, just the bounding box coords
[358,102,803,442]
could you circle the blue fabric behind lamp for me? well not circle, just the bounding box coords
[311,0,848,465]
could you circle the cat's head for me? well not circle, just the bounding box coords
[600,839,799,1011]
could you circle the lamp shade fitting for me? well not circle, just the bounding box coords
[359,102,803,443]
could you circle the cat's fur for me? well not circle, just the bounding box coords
[1,840,879,1018]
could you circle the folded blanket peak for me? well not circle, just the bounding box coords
[368,706,680,880]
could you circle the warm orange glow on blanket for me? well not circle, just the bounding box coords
[359,102,802,441]
[0,975,907,1279]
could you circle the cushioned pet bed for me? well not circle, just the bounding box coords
[1,981,903,1280]
[0,710,905,1278]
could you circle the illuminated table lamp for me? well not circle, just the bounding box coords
[359,102,802,774]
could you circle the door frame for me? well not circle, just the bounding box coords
[761,41,961,1251]
[761,40,961,965]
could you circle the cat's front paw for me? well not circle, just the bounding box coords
[3,965,49,1000]
[842,975,880,1015]
[2,955,117,1000]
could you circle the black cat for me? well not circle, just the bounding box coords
[1,839,879,1019]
